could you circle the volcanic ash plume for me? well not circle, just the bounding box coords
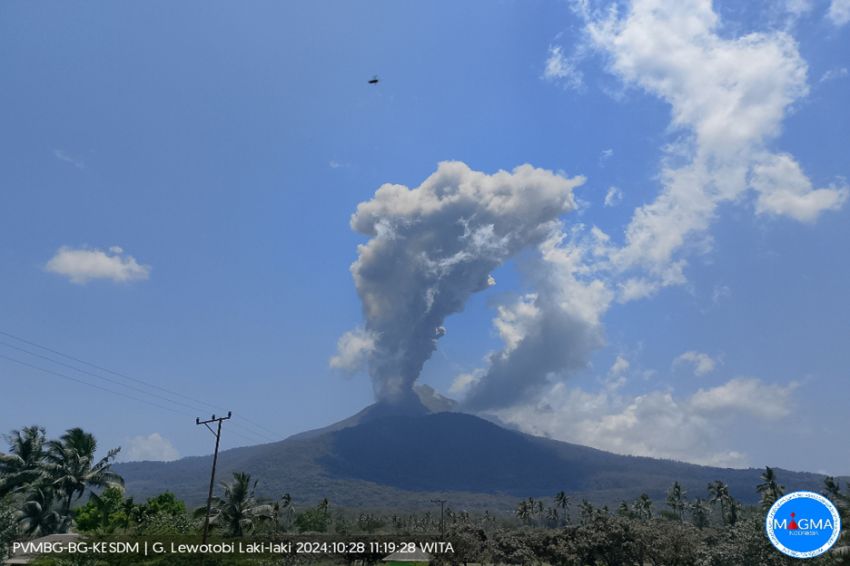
[335,161,584,403]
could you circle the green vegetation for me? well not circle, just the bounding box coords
[195,472,274,537]
[2,424,850,565]
[0,425,123,537]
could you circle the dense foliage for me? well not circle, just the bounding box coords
[2,425,849,565]
[0,425,123,539]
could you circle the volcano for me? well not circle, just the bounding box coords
[114,387,831,511]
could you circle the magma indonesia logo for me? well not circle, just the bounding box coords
[766,491,841,559]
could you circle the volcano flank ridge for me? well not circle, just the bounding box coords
[114,392,833,510]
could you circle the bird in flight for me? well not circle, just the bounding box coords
[368,75,379,85]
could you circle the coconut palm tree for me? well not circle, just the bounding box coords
[579,499,596,523]
[632,493,653,520]
[200,472,273,537]
[515,500,531,524]
[17,486,71,536]
[666,481,687,521]
[544,507,559,528]
[690,497,710,529]
[756,467,784,510]
[708,480,738,526]
[0,425,47,496]
[554,491,570,525]
[44,428,123,515]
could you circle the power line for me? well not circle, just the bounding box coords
[0,329,283,442]
[0,353,192,418]
[0,340,211,414]
[0,353,275,445]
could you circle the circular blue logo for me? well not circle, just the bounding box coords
[766,491,841,559]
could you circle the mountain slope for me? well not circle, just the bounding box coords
[115,407,830,511]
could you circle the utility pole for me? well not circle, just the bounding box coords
[197,411,231,544]
[430,498,447,537]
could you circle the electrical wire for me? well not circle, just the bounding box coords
[0,329,283,441]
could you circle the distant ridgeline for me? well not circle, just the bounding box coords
[115,395,836,512]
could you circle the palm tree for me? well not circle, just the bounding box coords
[200,472,273,537]
[545,507,559,528]
[515,500,531,524]
[579,499,596,523]
[0,425,47,496]
[17,486,71,536]
[708,480,727,524]
[756,467,784,510]
[690,497,710,529]
[666,481,687,521]
[526,497,537,522]
[708,480,737,526]
[554,491,570,525]
[632,493,653,520]
[44,428,123,515]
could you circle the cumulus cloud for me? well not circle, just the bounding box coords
[577,0,847,299]
[491,376,794,467]
[124,433,179,462]
[689,377,797,420]
[673,351,717,376]
[751,154,847,221]
[336,161,584,402]
[829,0,850,26]
[45,246,150,284]
[543,45,584,90]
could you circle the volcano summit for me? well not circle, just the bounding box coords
[115,386,829,511]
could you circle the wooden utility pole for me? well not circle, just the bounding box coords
[197,411,231,544]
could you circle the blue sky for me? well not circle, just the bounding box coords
[1,0,848,475]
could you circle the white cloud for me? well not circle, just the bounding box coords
[690,377,797,420]
[599,148,614,165]
[819,67,848,84]
[828,0,850,26]
[609,354,630,376]
[124,433,179,462]
[577,0,847,299]
[543,45,584,90]
[491,376,794,467]
[45,246,150,284]
[329,327,376,373]
[603,186,623,207]
[751,153,847,221]
[673,351,717,376]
